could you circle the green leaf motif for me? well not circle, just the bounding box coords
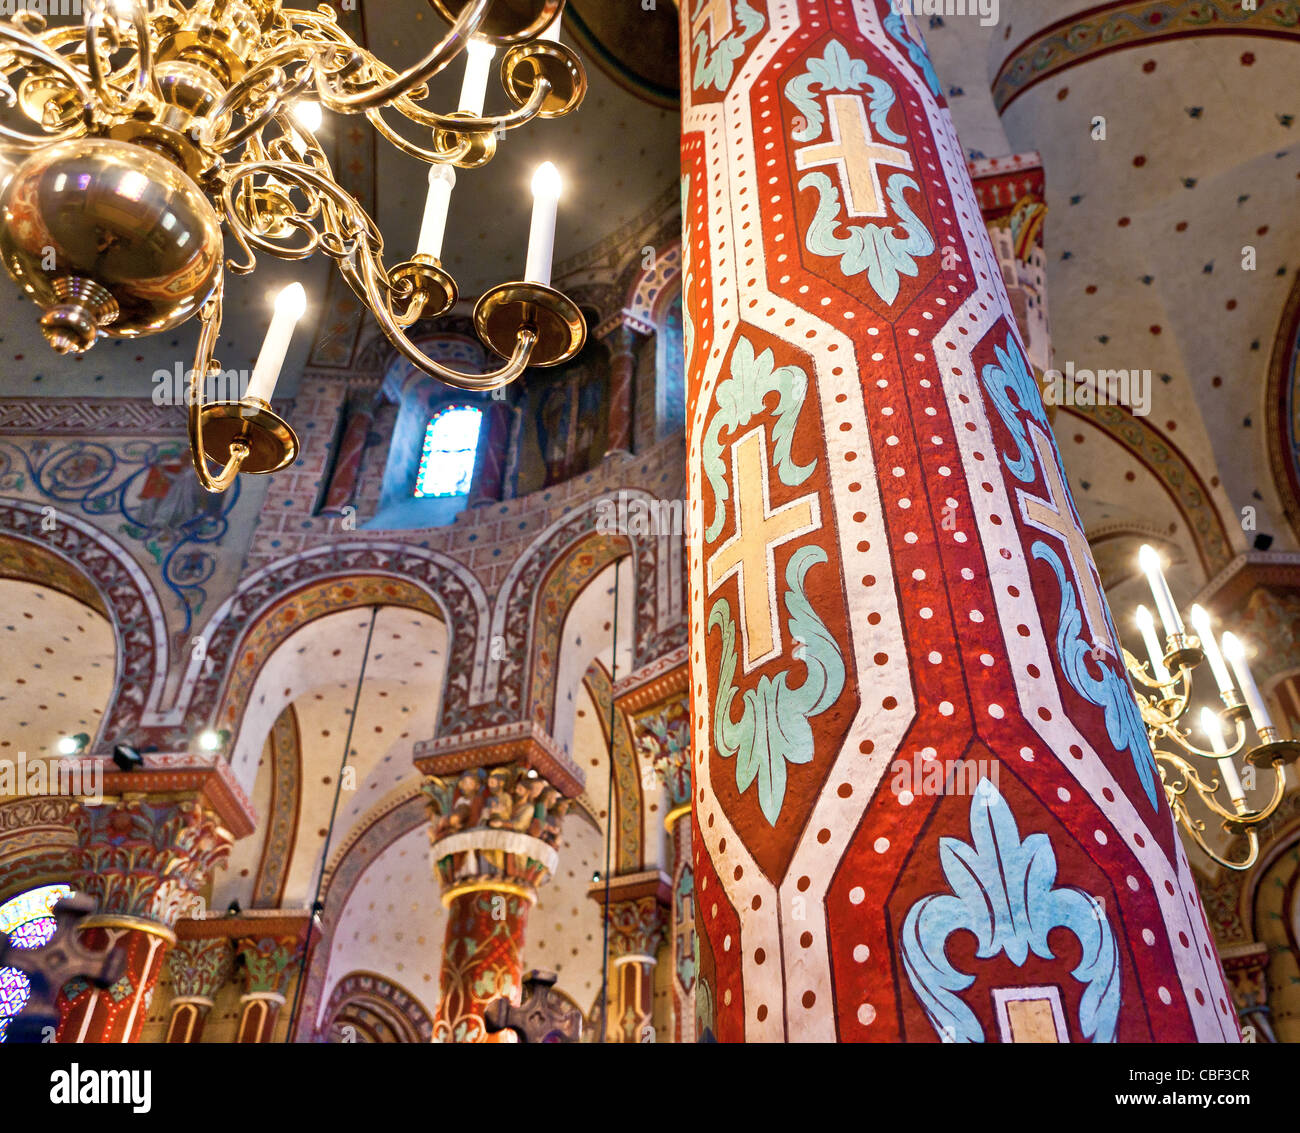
[691,0,765,94]
[709,544,845,826]
[702,336,816,544]
[786,40,905,145]
[798,170,935,303]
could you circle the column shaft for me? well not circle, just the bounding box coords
[681,0,1235,1042]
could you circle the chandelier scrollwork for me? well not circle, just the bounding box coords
[1125,546,1299,870]
[0,0,588,491]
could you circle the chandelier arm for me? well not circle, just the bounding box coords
[363,106,472,166]
[304,0,492,114]
[187,281,249,494]
[1214,765,1287,828]
[1153,716,1248,764]
[205,64,320,155]
[349,244,538,391]
[0,24,93,149]
[390,80,550,134]
[83,0,158,114]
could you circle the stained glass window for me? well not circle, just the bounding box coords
[414,405,482,498]
[0,883,73,1043]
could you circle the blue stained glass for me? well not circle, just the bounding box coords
[9,918,55,949]
[0,884,72,1043]
[414,405,482,498]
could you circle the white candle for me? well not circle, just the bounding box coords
[1221,633,1275,738]
[1138,544,1184,636]
[1189,604,1235,696]
[524,161,561,286]
[1201,706,1247,809]
[246,283,307,405]
[539,11,563,41]
[416,165,456,260]
[1135,605,1170,684]
[458,38,496,116]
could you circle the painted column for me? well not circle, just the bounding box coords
[622,657,696,1042]
[591,874,669,1042]
[600,319,643,458]
[681,0,1236,1041]
[468,399,513,505]
[56,758,250,1043]
[163,938,232,1043]
[235,927,309,1043]
[418,735,582,1044]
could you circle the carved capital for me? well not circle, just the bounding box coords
[589,871,671,962]
[72,796,233,927]
[423,762,572,898]
[167,938,233,1001]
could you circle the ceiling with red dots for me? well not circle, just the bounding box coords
[922,2,1300,630]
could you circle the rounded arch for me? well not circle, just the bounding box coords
[1265,273,1300,544]
[0,499,168,750]
[444,492,672,738]
[319,970,434,1043]
[291,791,427,1041]
[166,542,490,745]
[1058,404,1236,579]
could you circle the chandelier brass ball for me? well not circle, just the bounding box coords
[0,138,223,354]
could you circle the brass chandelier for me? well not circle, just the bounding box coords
[0,0,588,491]
[1127,546,1298,870]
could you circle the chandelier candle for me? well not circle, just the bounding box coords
[1139,544,1184,637]
[417,166,457,261]
[246,283,308,406]
[1189,604,1236,697]
[539,13,563,42]
[1221,633,1276,740]
[1135,605,1171,683]
[458,39,496,116]
[524,162,561,287]
[1201,708,1248,813]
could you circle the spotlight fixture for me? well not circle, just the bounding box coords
[111,744,144,772]
[591,871,600,883]
[526,767,538,779]
[0,0,588,496]
[226,900,242,916]
[55,733,90,756]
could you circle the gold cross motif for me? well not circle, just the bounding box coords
[1018,424,1111,653]
[707,427,820,671]
[795,93,914,219]
[691,0,733,49]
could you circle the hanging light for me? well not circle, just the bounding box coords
[1122,548,1299,870]
[0,0,588,494]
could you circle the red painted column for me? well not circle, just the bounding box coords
[600,320,642,457]
[54,757,250,1043]
[419,743,582,1044]
[435,888,532,1044]
[681,0,1236,1042]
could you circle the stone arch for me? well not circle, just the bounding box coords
[624,238,682,332]
[291,791,427,1041]
[1058,404,1237,578]
[0,498,168,751]
[163,542,490,747]
[1264,273,1300,545]
[583,659,642,873]
[0,798,77,906]
[442,492,673,737]
[318,970,433,1043]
